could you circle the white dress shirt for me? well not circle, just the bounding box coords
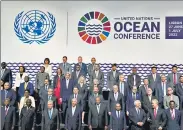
[133,75,136,86]
[153,74,156,81]
[44,65,52,80]
[116,110,120,118]
[113,71,116,78]
[114,92,118,101]
[95,70,99,78]
[66,79,69,88]
[96,104,100,113]
[14,72,28,88]
[72,106,76,116]
[162,82,166,96]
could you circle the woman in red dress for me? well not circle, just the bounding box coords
[53,68,63,110]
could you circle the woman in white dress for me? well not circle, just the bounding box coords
[43,58,52,85]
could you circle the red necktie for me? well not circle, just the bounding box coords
[173,73,176,85]
[5,107,8,116]
[154,109,157,118]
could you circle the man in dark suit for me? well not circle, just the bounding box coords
[142,88,157,113]
[90,64,104,88]
[167,65,181,88]
[126,86,141,116]
[74,56,87,76]
[165,101,181,130]
[65,98,82,130]
[42,100,59,130]
[1,82,16,106]
[19,99,36,130]
[181,110,183,130]
[108,85,124,116]
[117,74,129,101]
[110,103,126,130]
[88,96,108,130]
[155,75,170,108]
[148,66,161,91]
[88,86,104,107]
[18,76,34,99]
[139,78,152,99]
[72,64,85,85]
[1,62,12,88]
[107,64,120,91]
[59,56,72,76]
[42,88,57,110]
[147,99,167,130]
[127,67,141,89]
[1,98,15,130]
[88,57,96,78]
[129,100,146,130]
[68,87,83,109]
[175,75,183,110]
[60,72,74,123]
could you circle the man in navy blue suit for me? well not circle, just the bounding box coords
[126,86,141,116]
[74,56,87,76]
[60,72,74,123]
[1,62,12,88]
[18,76,34,100]
[1,82,16,106]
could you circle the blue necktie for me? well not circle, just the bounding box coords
[49,110,52,119]
[5,90,8,99]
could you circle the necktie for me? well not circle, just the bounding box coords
[49,110,52,119]
[5,90,8,99]
[45,85,48,90]
[137,109,140,115]
[133,75,136,86]
[173,73,176,85]
[133,93,136,100]
[74,94,77,98]
[171,110,175,120]
[115,93,117,101]
[5,107,8,116]
[120,82,124,95]
[76,71,79,78]
[118,111,120,118]
[97,105,100,113]
[154,109,157,118]
[72,108,75,116]
[63,63,66,69]
[49,96,51,100]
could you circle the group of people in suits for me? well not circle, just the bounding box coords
[1,56,183,130]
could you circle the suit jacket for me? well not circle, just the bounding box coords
[14,72,28,88]
[39,86,52,103]
[71,70,85,85]
[163,95,179,109]
[148,73,161,90]
[90,70,104,87]
[167,73,181,87]
[65,106,82,130]
[88,103,108,128]
[42,108,59,130]
[18,82,34,98]
[127,74,141,89]
[42,95,57,110]
[165,108,181,130]
[117,81,129,101]
[35,72,49,90]
[107,70,120,90]
[155,82,170,103]
[142,95,157,113]
[59,62,72,76]
[147,108,167,129]
[175,83,183,100]
[1,68,12,88]
[74,63,87,76]
[181,110,183,130]
[53,75,64,88]
[1,89,16,106]
[76,84,88,100]
[68,94,83,109]
[126,92,141,111]
[1,106,15,130]
[139,85,152,99]
[88,64,95,77]
[19,106,36,130]
[129,108,146,130]
[88,94,104,108]
[60,79,74,102]
[110,111,126,130]
[108,92,125,112]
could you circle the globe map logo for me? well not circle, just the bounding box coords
[14,10,56,44]
[78,11,111,44]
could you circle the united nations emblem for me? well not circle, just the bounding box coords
[14,10,56,44]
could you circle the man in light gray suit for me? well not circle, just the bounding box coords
[35,66,49,92]
[42,100,59,130]
[167,65,181,88]
[107,64,120,91]
[164,87,179,109]
[59,56,72,76]
[88,57,96,78]
[148,66,161,91]
[90,64,104,87]
[88,96,108,130]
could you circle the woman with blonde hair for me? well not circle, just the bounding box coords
[76,75,88,124]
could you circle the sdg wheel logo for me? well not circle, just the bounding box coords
[14,10,56,44]
[78,11,111,44]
